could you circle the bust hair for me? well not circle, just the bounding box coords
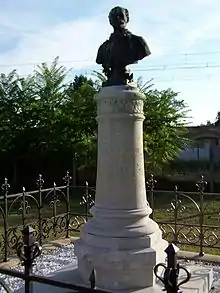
[108,6,129,23]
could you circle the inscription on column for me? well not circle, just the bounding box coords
[97,98,143,115]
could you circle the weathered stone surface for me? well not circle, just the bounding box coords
[15,261,213,293]
[49,238,73,247]
[74,85,167,291]
[0,257,20,269]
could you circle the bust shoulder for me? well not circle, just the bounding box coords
[130,34,147,45]
[96,40,110,64]
[100,39,110,48]
[130,34,151,58]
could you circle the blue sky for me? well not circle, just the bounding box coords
[0,0,220,125]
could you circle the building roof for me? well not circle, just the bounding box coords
[187,125,220,140]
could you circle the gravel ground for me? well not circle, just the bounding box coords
[0,245,76,292]
[0,246,219,292]
[179,259,219,293]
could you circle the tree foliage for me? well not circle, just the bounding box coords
[0,57,190,184]
[143,89,189,172]
[215,112,220,126]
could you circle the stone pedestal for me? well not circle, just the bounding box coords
[74,84,167,291]
[15,258,214,293]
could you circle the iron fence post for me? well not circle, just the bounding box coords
[17,226,42,293]
[173,186,178,245]
[21,187,26,229]
[154,243,191,293]
[37,174,44,246]
[1,178,10,262]
[63,171,72,238]
[52,182,58,237]
[80,182,94,222]
[85,181,89,221]
[146,174,157,219]
[165,244,179,292]
[196,175,207,257]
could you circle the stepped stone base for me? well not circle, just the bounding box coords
[15,260,213,293]
[75,230,167,290]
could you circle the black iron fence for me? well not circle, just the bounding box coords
[0,172,94,262]
[0,225,191,293]
[146,174,220,256]
[0,171,219,262]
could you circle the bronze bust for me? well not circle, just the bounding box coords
[96,6,151,87]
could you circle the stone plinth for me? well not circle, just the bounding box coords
[74,85,167,291]
[14,260,214,293]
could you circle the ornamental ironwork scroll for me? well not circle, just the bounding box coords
[0,172,94,261]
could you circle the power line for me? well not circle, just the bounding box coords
[76,63,220,73]
[160,51,220,57]
[133,64,220,72]
[9,64,220,78]
[74,72,220,83]
[0,59,92,68]
[17,66,220,83]
[5,60,220,85]
[0,60,216,69]
[1,50,220,68]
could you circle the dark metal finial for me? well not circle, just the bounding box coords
[196,175,207,193]
[146,174,157,191]
[1,178,10,192]
[17,226,42,293]
[17,226,42,266]
[63,171,72,185]
[154,243,191,293]
[36,174,44,188]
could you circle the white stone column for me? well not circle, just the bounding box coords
[74,85,167,291]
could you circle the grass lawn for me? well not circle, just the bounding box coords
[151,190,220,255]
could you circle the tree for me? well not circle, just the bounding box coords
[143,89,189,173]
[206,120,212,126]
[31,59,97,169]
[68,74,94,92]
[0,70,40,184]
[136,76,154,93]
[215,112,220,126]
[0,58,190,185]
[64,76,97,167]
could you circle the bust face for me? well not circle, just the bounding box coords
[109,7,129,30]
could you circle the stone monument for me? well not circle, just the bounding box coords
[15,6,214,293]
[74,6,167,291]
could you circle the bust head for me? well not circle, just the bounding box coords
[108,6,129,30]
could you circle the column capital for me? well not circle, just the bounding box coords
[96,85,145,117]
